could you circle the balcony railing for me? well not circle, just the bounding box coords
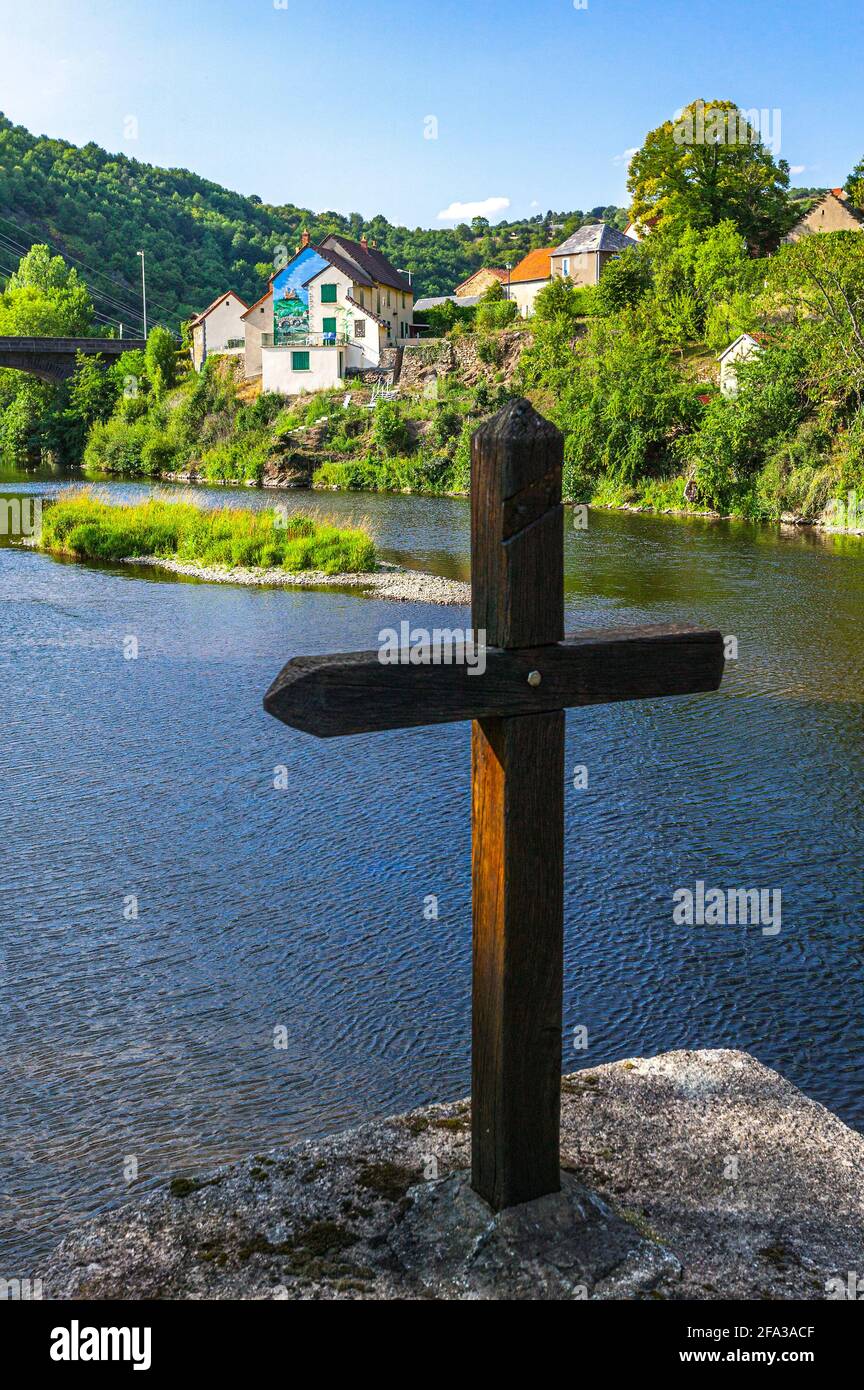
[262,331,351,349]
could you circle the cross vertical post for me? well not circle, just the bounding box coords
[470,400,566,1210]
[263,397,725,1216]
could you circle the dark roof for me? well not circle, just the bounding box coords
[321,234,413,294]
[307,243,374,287]
[552,223,636,256]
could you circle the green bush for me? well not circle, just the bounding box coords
[683,338,808,510]
[474,299,517,330]
[40,490,375,574]
[82,416,155,476]
[371,400,411,456]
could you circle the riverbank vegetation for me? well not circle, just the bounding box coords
[40,491,376,573]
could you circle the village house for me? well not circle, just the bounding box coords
[719,332,763,397]
[784,188,864,242]
[254,231,415,395]
[452,267,509,297]
[188,291,248,370]
[505,247,555,317]
[549,222,636,286]
[239,285,273,380]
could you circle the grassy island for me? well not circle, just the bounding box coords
[39,491,376,574]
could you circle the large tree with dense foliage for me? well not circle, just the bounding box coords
[0,243,94,335]
[627,100,793,252]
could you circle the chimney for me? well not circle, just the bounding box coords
[360,234,368,251]
[298,228,311,251]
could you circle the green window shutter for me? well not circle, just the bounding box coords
[322,317,337,337]
[321,284,337,303]
[291,351,310,371]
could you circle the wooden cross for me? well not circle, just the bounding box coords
[264,399,724,1212]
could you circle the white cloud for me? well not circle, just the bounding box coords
[613,147,639,166]
[789,164,807,175]
[437,196,511,221]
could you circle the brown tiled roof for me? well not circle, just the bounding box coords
[321,234,413,294]
[188,291,248,326]
[508,247,554,284]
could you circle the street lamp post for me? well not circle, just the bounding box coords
[137,250,147,338]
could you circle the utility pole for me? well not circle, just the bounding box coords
[137,250,147,338]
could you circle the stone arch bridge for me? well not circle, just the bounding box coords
[0,336,148,384]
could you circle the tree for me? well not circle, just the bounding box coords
[767,231,864,399]
[627,100,793,252]
[479,277,506,303]
[0,244,94,336]
[144,325,177,396]
[594,245,653,315]
[845,156,864,210]
[532,276,588,326]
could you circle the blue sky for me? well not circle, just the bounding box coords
[1,0,862,227]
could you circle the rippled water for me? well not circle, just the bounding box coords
[1,466,863,1271]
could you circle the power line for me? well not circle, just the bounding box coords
[0,209,178,324]
[0,226,147,324]
[0,252,145,337]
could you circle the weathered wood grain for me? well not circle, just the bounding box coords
[262,624,725,737]
[472,711,564,1209]
[469,403,566,1208]
[471,398,564,650]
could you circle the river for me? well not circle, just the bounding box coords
[1,465,863,1272]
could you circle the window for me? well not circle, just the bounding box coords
[354,319,365,338]
[291,351,310,371]
[321,283,337,303]
[562,258,570,276]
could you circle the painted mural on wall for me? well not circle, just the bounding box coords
[272,247,330,345]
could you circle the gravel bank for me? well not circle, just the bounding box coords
[124,556,471,605]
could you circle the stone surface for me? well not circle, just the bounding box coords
[121,555,471,605]
[39,1050,864,1301]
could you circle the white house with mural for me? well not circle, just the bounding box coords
[192,232,416,394]
[257,232,415,395]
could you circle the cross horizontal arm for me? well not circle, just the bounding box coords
[263,623,724,738]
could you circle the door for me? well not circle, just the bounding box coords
[322,316,337,343]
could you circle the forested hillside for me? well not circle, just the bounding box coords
[0,112,625,329]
